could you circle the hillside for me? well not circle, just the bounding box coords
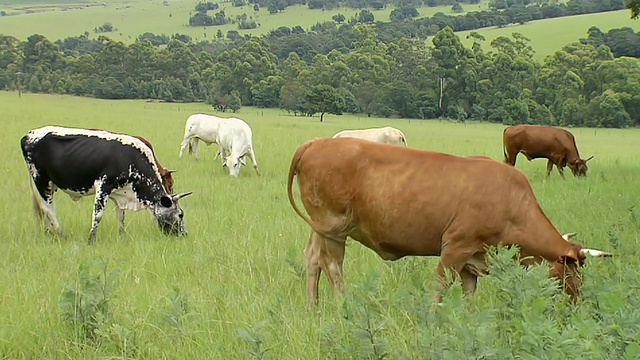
[0,0,475,43]
[0,0,638,59]
[457,10,640,61]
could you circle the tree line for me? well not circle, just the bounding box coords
[0,7,639,127]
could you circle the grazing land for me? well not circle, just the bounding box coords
[0,0,639,60]
[0,0,475,43]
[1,90,639,357]
[458,10,640,61]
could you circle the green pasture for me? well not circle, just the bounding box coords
[1,90,639,358]
[458,9,640,61]
[0,0,472,43]
[3,0,639,61]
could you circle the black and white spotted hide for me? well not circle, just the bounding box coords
[20,126,192,244]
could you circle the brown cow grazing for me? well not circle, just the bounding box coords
[90,129,175,193]
[287,138,611,308]
[503,125,594,178]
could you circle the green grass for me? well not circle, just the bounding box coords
[1,0,638,60]
[457,9,640,61]
[1,90,639,357]
[0,0,471,43]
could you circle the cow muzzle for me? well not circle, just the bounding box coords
[158,219,187,237]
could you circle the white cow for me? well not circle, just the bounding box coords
[332,126,408,146]
[218,118,261,177]
[179,114,226,159]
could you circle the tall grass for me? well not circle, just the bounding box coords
[1,91,639,358]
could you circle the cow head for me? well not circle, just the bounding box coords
[550,232,612,299]
[152,192,192,236]
[568,156,594,177]
[224,156,246,177]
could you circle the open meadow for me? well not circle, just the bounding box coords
[1,90,640,358]
[0,0,478,43]
[1,0,639,61]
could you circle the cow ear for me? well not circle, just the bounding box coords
[240,158,247,166]
[160,195,173,208]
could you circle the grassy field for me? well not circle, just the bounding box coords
[457,10,640,61]
[1,0,638,60]
[0,0,474,43]
[1,91,639,358]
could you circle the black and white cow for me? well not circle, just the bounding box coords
[20,126,192,244]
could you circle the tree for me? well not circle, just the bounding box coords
[332,13,346,23]
[626,0,640,19]
[357,10,374,23]
[431,27,469,117]
[189,12,213,26]
[452,3,463,13]
[304,84,345,122]
[251,75,284,107]
[268,3,280,14]
[587,90,632,128]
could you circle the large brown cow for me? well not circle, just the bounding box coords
[287,138,611,308]
[503,125,593,178]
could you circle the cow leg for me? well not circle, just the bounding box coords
[304,231,322,308]
[215,146,227,165]
[30,175,62,235]
[557,165,566,179]
[546,160,554,177]
[88,182,111,245]
[505,150,517,166]
[114,204,126,238]
[191,139,200,159]
[248,147,261,176]
[460,267,478,294]
[304,230,346,308]
[178,138,189,157]
[433,246,474,302]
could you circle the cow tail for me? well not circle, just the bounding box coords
[27,172,45,220]
[287,140,319,231]
[502,127,509,163]
[20,136,44,219]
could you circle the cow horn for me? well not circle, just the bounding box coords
[172,192,193,201]
[166,169,177,174]
[562,232,577,241]
[585,155,594,162]
[579,248,613,257]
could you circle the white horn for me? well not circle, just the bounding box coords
[172,192,193,201]
[166,169,177,174]
[562,232,577,241]
[579,248,613,257]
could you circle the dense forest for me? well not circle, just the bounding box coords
[0,0,639,127]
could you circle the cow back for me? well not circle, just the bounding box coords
[291,138,568,261]
[22,127,165,201]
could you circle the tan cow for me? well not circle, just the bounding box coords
[287,138,611,308]
[332,126,407,146]
[503,125,593,178]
